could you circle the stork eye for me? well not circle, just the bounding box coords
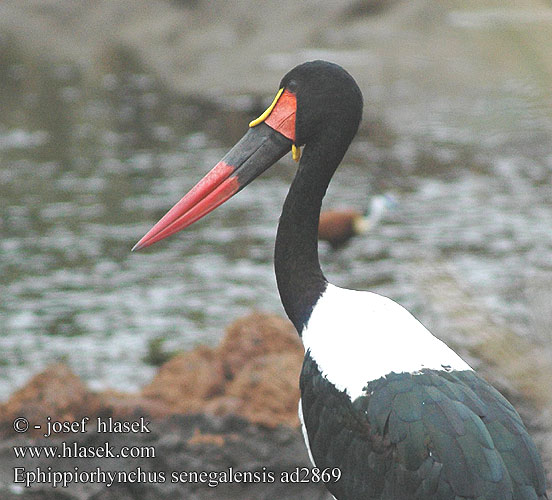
[287,80,298,92]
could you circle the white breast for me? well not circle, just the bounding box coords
[302,284,472,401]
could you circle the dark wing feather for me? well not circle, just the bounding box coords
[300,352,548,500]
[455,370,548,500]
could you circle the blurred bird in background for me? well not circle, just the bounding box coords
[318,193,397,249]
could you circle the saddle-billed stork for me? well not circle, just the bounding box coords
[133,60,548,500]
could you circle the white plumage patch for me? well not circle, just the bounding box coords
[299,399,337,500]
[298,399,315,466]
[301,284,472,401]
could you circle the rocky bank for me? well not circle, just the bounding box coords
[0,313,332,499]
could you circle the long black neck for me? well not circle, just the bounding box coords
[275,135,351,333]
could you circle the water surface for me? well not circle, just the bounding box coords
[1,45,551,400]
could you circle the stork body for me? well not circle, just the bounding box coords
[134,61,547,500]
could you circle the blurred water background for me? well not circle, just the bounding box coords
[1,0,551,461]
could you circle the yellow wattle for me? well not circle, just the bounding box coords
[249,88,284,127]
